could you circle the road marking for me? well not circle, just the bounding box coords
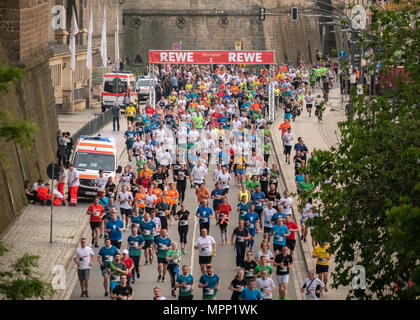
[190,204,199,275]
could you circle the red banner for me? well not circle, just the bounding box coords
[149,50,275,64]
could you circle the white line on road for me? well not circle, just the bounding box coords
[190,204,199,276]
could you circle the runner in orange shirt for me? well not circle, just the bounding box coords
[151,181,163,199]
[135,186,147,214]
[139,165,153,179]
[167,182,180,225]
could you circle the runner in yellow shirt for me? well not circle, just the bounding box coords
[126,104,136,126]
[312,241,331,292]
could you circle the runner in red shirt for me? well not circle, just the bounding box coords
[121,249,135,284]
[284,214,299,256]
[216,197,232,245]
[87,196,104,248]
[145,105,155,115]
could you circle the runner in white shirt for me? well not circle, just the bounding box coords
[216,166,231,194]
[256,269,276,300]
[279,190,293,216]
[282,127,293,164]
[190,160,207,186]
[194,229,216,274]
[301,270,325,300]
[73,238,94,298]
[262,201,277,242]
[94,170,108,196]
[118,185,133,230]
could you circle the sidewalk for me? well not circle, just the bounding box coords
[271,86,350,300]
[57,103,102,135]
[0,115,130,300]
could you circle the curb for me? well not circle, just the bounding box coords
[271,117,316,274]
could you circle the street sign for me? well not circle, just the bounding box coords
[47,163,60,180]
[172,42,182,50]
[339,49,347,58]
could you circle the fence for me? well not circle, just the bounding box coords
[71,108,113,143]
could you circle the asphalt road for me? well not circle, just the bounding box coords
[69,120,303,300]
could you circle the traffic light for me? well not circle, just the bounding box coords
[292,7,298,21]
[259,7,266,21]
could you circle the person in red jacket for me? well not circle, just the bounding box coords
[37,183,52,205]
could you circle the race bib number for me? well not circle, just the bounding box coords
[237,286,245,292]
[249,223,254,229]
[245,271,253,277]
[114,275,120,282]
[94,210,100,217]
[159,211,166,217]
[131,241,138,248]
[275,236,284,242]
[182,285,191,292]
[201,217,208,223]
[237,236,244,242]
[205,288,214,295]
[105,255,113,262]
[220,214,227,219]
[279,266,287,272]
[180,220,188,226]
[142,229,151,236]
[159,244,167,251]
[319,257,326,263]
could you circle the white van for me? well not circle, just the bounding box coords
[72,135,122,197]
[101,71,137,109]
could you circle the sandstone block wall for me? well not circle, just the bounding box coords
[0,0,58,235]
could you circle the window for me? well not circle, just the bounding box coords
[74,152,115,172]
[51,64,61,87]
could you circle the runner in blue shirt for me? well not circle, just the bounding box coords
[244,204,260,250]
[237,200,250,221]
[239,278,263,300]
[198,265,220,300]
[196,201,213,233]
[105,211,124,249]
[154,229,172,283]
[127,227,145,282]
[270,217,290,254]
[175,265,194,300]
[97,238,119,296]
[139,214,156,265]
[251,185,265,232]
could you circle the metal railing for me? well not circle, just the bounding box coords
[71,108,113,142]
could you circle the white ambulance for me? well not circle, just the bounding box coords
[72,135,122,197]
[101,71,138,109]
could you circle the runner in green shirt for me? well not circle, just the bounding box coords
[193,114,204,129]
[167,242,182,297]
[253,256,273,278]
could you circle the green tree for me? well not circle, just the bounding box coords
[303,2,420,299]
[0,241,54,300]
[0,62,37,150]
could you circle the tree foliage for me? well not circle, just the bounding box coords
[0,240,54,300]
[0,62,37,150]
[303,2,420,299]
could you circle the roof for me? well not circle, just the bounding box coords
[49,43,87,56]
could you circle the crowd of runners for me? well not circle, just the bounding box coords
[67,60,337,300]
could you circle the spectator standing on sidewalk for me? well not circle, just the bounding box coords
[73,238,94,298]
[67,163,79,206]
[111,103,121,131]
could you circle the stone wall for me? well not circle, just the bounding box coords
[120,0,321,66]
[0,0,58,235]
